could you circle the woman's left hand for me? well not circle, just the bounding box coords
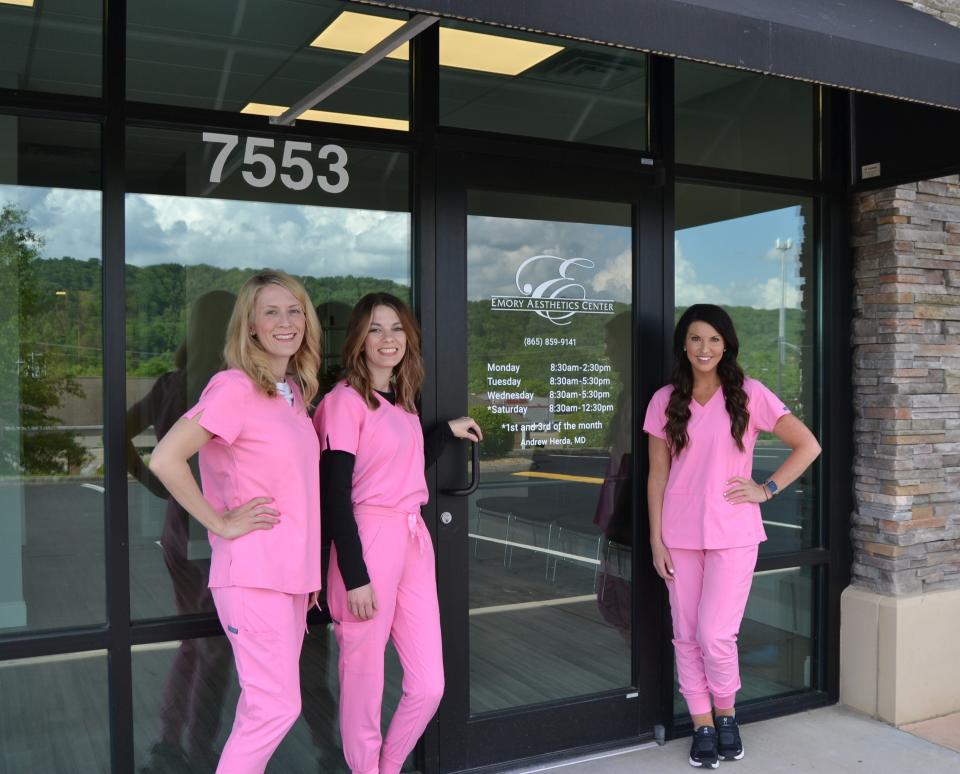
[448,416,483,442]
[308,590,321,610]
[724,476,767,504]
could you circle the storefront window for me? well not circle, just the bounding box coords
[125,125,410,621]
[0,0,102,97]
[124,123,412,768]
[0,653,109,770]
[673,566,815,712]
[0,117,103,636]
[676,61,814,179]
[439,21,648,150]
[674,183,817,558]
[132,632,412,772]
[127,0,409,131]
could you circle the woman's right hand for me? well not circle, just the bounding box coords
[651,539,675,582]
[347,584,378,621]
[216,497,280,539]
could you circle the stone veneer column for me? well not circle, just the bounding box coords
[842,174,960,724]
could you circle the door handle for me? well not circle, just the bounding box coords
[441,440,479,496]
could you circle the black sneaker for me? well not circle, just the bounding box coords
[716,715,744,760]
[688,725,719,769]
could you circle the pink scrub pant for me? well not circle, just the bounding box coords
[665,544,758,717]
[327,507,444,774]
[211,585,309,774]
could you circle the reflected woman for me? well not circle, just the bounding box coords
[643,304,820,769]
[149,270,323,774]
[314,292,481,774]
[126,289,235,770]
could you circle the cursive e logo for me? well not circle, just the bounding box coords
[516,255,594,325]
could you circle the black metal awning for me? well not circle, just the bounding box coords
[362,0,960,110]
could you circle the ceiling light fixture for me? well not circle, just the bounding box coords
[0,0,36,7]
[241,102,408,131]
[310,11,563,76]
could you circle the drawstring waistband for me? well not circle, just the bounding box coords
[354,505,430,555]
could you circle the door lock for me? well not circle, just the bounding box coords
[440,511,453,525]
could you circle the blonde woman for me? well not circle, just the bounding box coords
[149,270,323,774]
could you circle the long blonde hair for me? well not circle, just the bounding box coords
[341,292,423,413]
[223,270,322,405]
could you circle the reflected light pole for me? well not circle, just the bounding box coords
[774,238,792,394]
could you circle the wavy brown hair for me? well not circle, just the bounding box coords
[664,304,749,457]
[223,270,322,405]
[341,292,424,413]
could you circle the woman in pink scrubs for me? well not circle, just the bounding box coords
[314,292,481,774]
[149,270,323,774]
[644,304,820,769]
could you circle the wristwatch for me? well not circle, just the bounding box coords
[764,479,779,498]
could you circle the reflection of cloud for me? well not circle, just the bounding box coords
[675,240,802,310]
[127,195,411,282]
[3,186,102,260]
[2,185,412,282]
[467,216,632,303]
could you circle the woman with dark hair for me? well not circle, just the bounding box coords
[314,292,482,774]
[643,304,820,769]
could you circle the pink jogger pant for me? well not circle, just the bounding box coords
[327,507,445,774]
[211,585,309,774]
[666,544,759,717]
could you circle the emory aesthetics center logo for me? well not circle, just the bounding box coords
[490,254,615,326]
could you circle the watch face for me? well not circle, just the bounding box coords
[766,480,778,494]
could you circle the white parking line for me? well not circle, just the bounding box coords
[469,534,600,565]
[470,595,597,616]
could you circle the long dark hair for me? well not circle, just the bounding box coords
[664,304,749,456]
[341,292,424,413]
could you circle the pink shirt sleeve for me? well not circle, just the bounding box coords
[747,378,791,432]
[315,384,367,454]
[184,370,249,444]
[642,386,670,439]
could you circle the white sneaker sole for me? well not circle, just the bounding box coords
[688,757,720,769]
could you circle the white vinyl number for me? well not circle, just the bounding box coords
[202,132,349,193]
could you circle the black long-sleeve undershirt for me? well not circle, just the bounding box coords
[321,390,454,590]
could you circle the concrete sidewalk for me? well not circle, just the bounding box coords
[506,705,960,773]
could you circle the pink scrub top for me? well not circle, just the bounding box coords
[185,368,322,593]
[642,377,791,550]
[313,381,427,513]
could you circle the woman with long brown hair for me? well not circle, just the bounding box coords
[644,304,820,769]
[149,270,323,773]
[314,292,481,774]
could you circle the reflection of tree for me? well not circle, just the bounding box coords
[0,205,89,475]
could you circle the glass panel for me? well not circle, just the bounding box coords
[440,21,648,150]
[0,116,103,635]
[672,566,815,714]
[0,652,109,772]
[127,1,409,130]
[133,632,415,772]
[674,183,818,557]
[676,61,814,179]
[124,125,410,620]
[467,190,633,714]
[0,0,102,97]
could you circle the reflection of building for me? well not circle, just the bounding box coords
[3,1,960,772]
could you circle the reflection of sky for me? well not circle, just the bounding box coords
[2,185,411,284]
[468,216,632,303]
[676,206,805,309]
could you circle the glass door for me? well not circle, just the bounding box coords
[434,151,663,770]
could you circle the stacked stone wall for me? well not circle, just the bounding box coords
[898,1,960,28]
[851,175,960,594]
